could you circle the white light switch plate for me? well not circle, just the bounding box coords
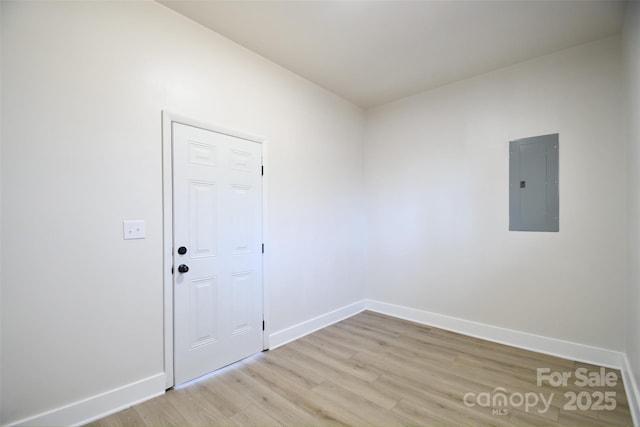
[123,220,146,240]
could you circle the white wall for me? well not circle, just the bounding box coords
[624,0,640,394]
[0,1,365,424]
[365,36,626,351]
[1,1,633,425]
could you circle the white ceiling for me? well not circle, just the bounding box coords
[158,0,626,109]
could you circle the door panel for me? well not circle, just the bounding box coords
[189,181,218,258]
[173,122,263,385]
[189,276,218,348]
[230,184,253,254]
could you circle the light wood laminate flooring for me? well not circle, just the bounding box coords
[87,311,633,426]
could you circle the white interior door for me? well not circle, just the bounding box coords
[173,122,263,385]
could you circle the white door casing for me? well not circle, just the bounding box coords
[171,122,264,386]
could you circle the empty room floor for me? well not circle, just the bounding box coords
[87,311,633,426]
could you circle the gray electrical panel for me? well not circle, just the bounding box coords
[509,134,559,232]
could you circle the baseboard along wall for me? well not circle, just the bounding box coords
[269,298,639,426]
[9,299,638,427]
[6,373,166,427]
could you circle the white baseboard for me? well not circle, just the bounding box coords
[366,300,639,425]
[366,299,624,368]
[269,300,367,349]
[6,373,166,427]
[622,354,640,426]
[7,301,638,427]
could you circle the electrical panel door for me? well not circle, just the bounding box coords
[509,134,559,232]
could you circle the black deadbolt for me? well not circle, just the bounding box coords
[177,246,187,255]
[520,181,526,189]
[178,264,189,273]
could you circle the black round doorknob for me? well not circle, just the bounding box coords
[177,246,187,255]
[177,264,189,273]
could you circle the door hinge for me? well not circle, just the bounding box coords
[262,320,265,331]
[262,243,265,253]
[261,165,264,176]
[171,266,174,275]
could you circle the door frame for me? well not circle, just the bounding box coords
[161,111,269,389]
